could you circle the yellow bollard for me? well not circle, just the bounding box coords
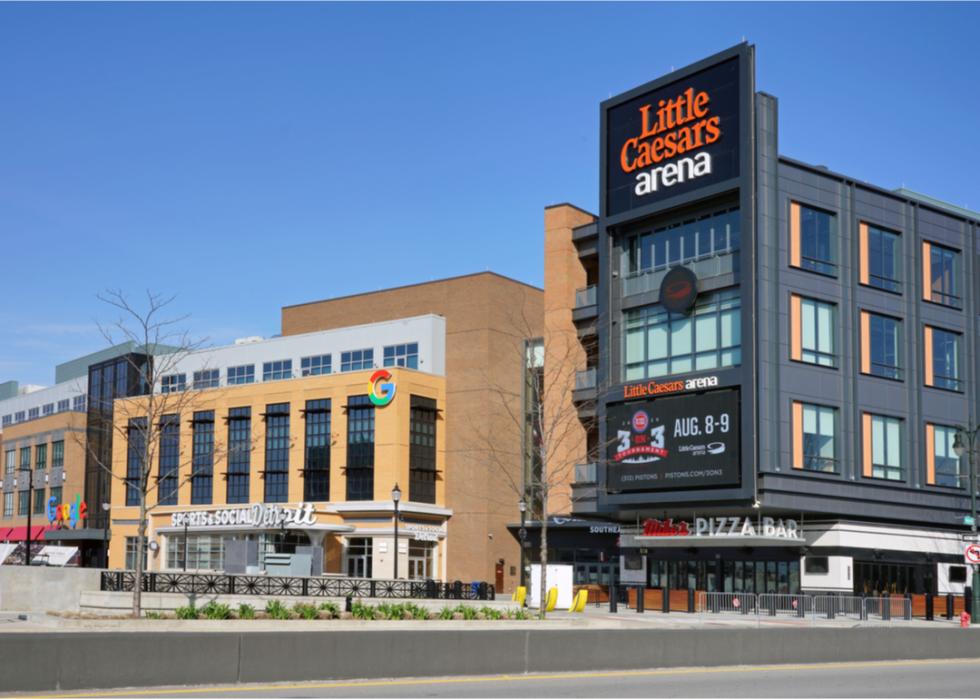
[545,587,558,612]
[514,585,527,607]
[569,589,588,612]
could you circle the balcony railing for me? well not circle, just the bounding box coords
[622,250,736,297]
[575,368,597,390]
[575,285,597,308]
[574,463,597,484]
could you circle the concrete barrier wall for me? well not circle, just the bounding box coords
[0,566,100,612]
[2,627,980,693]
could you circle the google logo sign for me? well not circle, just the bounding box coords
[369,369,396,407]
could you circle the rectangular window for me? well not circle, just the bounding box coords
[923,241,960,307]
[624,289,740,381]
[791,295,836,367]
[57,399,70,412]
[301,354,332,377]
[28,407,39,420]
[790,202,837,276]
[33,487,46,514]
[51,441,64,470]
[126,418,147,506]
[346,395,375,500]
[860,311,902,380]
[49,486,62,506]
[3,492,13,518]
[18,490,29,516]
[192,369,220,390]
[303,399,331,501]
[863,414,903,481]
[157,414,180,506]
[924,326,961,391]
[262,360,293,382]
[125,537,147,571]
[409,396,437,504]
[42,403,54,416]
[792,402,837,473]
[191,411,214,505]
[1,415,10,426]
[263,403,290,503]
[346,537,373,578]
[341,349,374,373]
[227,365,255,385]
[166,533,224,571]
[625,207,741,276]
[226,407,251,504]
[72,395,86,412]
[161,374,186,393]
[383,343,419,369]
[860,223,902,293]
[35,443,47,471]
[408,541,435,580]
[20,447,31,471]
[928,424,961,488]
[4,450,15,475]
[14,411,25,423]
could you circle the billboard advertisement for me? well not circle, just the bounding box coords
[606,388,740,491]
[604,55,741,217]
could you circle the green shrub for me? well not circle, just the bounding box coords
[265,599,291,620]
[293,603,320,620]
[508,608,533,620]
[201,601,232,620]
[350,601,376,620]
[481,606,503,620]
[144,611,163,620]
[438,606,455,620]
[175,604,198,620]
[456,604,478,620]
[237,603,256,620]
[318,601,340,618]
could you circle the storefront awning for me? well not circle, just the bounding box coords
[631,534,806,548]
[2,525,56,542]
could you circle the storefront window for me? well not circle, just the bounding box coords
[346,537,372,578]
[625,207,740,275]
[408,541,434,580]
[167,534,224,571]
[624,289,741,381]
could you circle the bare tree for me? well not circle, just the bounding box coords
[84,290,214,617]
[468,300,599,618]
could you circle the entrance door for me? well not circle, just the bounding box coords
[495,561,505,590]
[346,538,373,578]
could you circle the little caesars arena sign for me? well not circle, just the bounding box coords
[171,503,316,529]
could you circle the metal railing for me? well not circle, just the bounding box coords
[696,591,758,616]
[575,285,597,308]
[574,463,597,484]
[622,250,736,297]
[697,591,913,624]
[759,593,812,617]
[813,595,865,620]
[575,368,597,390]
[863,595,912,621]
[100,571,496,601]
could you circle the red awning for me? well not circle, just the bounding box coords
[3,525,54,542]
[0,528,11,541]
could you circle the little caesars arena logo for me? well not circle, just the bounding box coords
[618,86,721,198]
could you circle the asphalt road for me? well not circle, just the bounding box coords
[18,658,980,698]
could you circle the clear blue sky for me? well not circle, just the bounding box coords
[2,2,978,385]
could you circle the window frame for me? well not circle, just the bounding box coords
[792,202,838,277]
[866,413,904,482]
[861,222,903,294]
[924,240,961,308]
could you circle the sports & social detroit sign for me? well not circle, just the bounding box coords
[607,389,740,491]
[604,56,740,217]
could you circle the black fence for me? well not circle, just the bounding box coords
[100,570,496,601]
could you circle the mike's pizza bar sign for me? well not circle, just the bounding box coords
[604,54,741,217]
[607,388,740,491]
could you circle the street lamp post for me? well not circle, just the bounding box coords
[102,502,111,569]
[391,483,402,580]
[518,499,527,588]
[18,467,35,566]
[953,426,980,624]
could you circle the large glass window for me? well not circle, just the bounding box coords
[42,403,53,416]
[18,490,29,516]
[20,447,31,471]
[346,395,375,501]
[157,414,180,506]
[125,537,147,571]
[868,313,902,380]
[802,403,837,473]
[262,360,292,382]
[3,492,12,518]
[4,449,14,475]
[193,369,220,390]
[34,443,47,471]
[227,407,251,504]
[28,407,39,420]
[303,399,331,501]
[933,425,961,488]
[301,355,331,377]
[409,396,437,504]
[263,403,290,503]
[927,242,960,307]
[51,441,64,469]
[625,207,740,275]
[161,374,186,393]
[33,487,46,514]
[866,224,902,292]
[800,297,836,367]
[227,365,255,385]
[49,486,62,507]
[346,537,373,578]
[408,541,435,580]
[341,349,374,372]
[126,418,146,506]
[870,415,903,481]
[383,343,419,369]
[191,411,214,505]
[72,395,86,412]
[930,327,961,391]
[166,533,224,571]
[57,399,69,412]
[797,204,837,276]
[624,289,740,381]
